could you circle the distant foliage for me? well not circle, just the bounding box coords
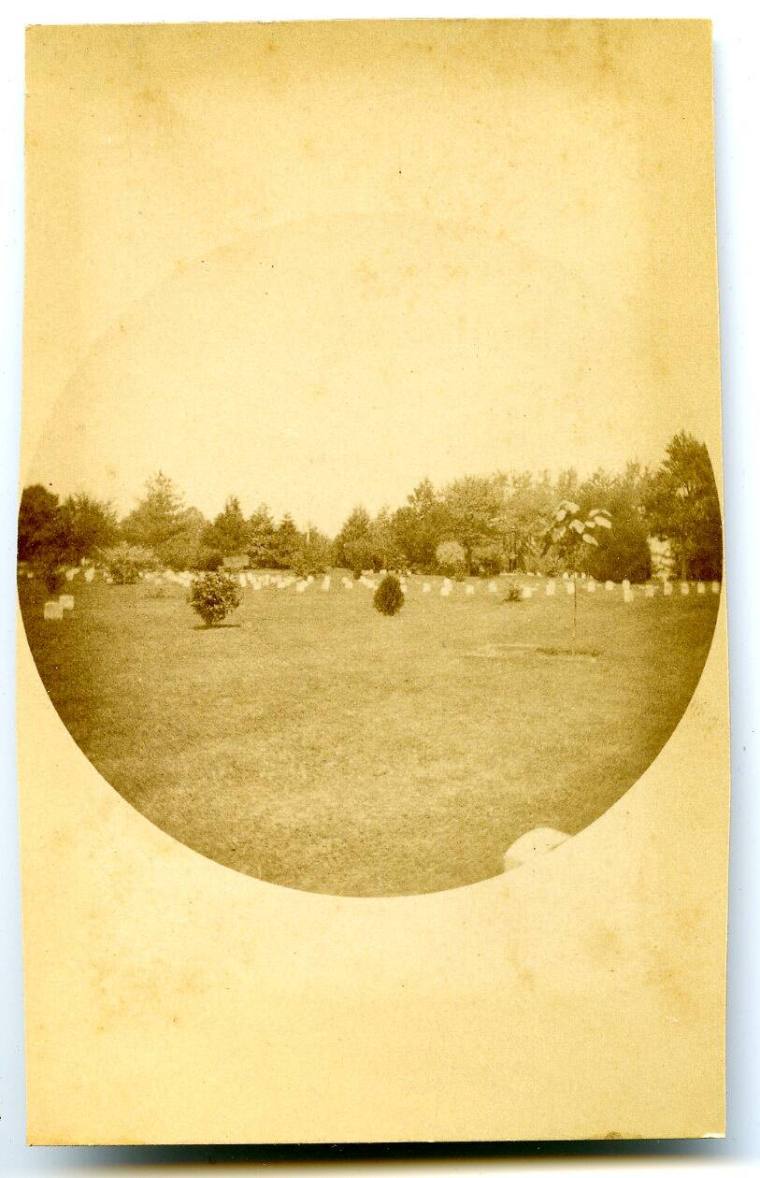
[435,540,467,579]
[373,574,405,617]
[644,431,722,580]
[189,571,242,627]
[584,513,651,583]
[292,531,333,578]
[99,542,159,584]
[471,542,505,577]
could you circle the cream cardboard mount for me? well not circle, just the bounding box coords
[19,20,728,1144]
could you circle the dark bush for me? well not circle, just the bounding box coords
[373,573,405,617]
[42,564,64,594]
[189,571,242,627]
[503,582,523,603]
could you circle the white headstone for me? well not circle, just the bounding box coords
[586,580,596,593]
[488,581,498,594]
[622,579,631,591]
[58,594,74,610]
[422,583,431,594]
[712,581,720,594]
[644,585,655,598]
[663,581,673,596]
[697,582,706,595]
[521,586,534,599]
[43,601,63,620]
[605,581,614,591]
[65,568,76,582]
[440,585,450,597]
[680,582,690,596]
[465,584,475,596]
[84,567,95,583]
[322,575,331,591]
[565,581,575,595]
[296,581,308,593]
[546,580,556,596]
[623,587,634,603]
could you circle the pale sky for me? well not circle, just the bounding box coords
[24,22,720,534]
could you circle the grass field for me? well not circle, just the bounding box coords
[19,573,719,896]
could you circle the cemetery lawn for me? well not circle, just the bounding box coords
[20,577,719,896]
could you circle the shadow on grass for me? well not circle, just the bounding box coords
[191,623,243,631]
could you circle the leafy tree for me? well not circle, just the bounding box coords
[493,470,556,571]
[644,431,722,580]
[202,496,249,558]
[542,500,612,646]
[17,485,67,565]
[161,507,208,571]
[576,465,651,583]
[441,475,503,572]
[121,474,206,570]
[333,506,374,569]
[122,472,186,555]
[391,479,449,570]
[435,539,467,578]
[292,528,333,577]
[271,514,302,569]
[247,503,278,567]
[371,507,403,570]
[59,493,119,564]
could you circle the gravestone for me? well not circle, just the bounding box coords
[605,581,614,591]
[322,576,331,592]
[465,584,475,596]
[84,567,95,583]
[546,580,556,596]
[43,601,63,621]
[680,582,690,596]
[586,580,596,593]
[488,581,498,594]
[623,587,634,603]
[422,583,431,594]
[644,585,655,598]
[697,582,706,595]
[664,581,673,596]
[565,581,575,595]
[712,581,720,594]
[58,594,75,611]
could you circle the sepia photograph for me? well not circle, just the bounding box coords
[15,16,733,1146]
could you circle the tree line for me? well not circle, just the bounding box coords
[17,431,723,584]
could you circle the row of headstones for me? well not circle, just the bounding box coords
[235,571,722,600]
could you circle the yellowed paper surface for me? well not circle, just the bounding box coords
[19,20,728,1143]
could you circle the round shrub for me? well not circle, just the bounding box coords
[189,571,242,627]
[373,573,404,617]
